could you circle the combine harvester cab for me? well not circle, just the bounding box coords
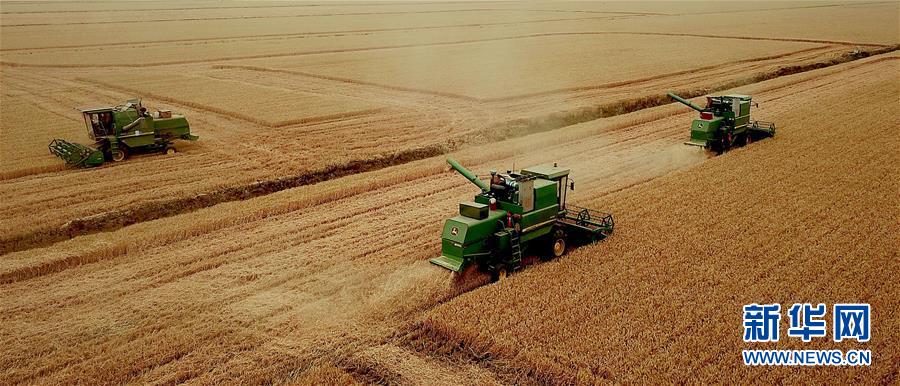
[668,92,775,153]
[430,158,613,278]
[49,99,198,167]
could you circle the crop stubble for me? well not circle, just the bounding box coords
[417,57,900,384]
[0,40,878,252]
[2,54,897,383]
[1,1,898,384]
[2,1,894,250]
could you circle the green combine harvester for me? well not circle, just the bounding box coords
[668,92,775,153]
[430,158,614,278]
[49,99,198,167]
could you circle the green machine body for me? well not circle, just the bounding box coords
[430,158,614,276]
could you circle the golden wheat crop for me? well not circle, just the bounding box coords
[0,40,870,249]
[0,97,84,179]
[2,53,895,383]
[2,0,890,251]
[419,57,900,384]
[1,1,897,384]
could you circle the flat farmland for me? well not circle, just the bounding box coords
[0,9,602,50]
[1,53,896,384]
[2,2,894,67]
[418,56,900,384]
[81,72,386,127]
[0,96,85,178]
[0,43,876,251]
[1,1,898,384]
[259,33,823,100]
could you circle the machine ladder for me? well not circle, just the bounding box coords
[509,230,523,270]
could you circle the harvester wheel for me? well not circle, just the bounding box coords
[551,229,567,258]
[111,148,127,162]
[165,147,177,155]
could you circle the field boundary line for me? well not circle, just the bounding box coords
[73,77,389,128]
[1,32,886,71]
[481,45,838,102]
[0,2,657,14]
[0,15,630,52]
[0,8,655,27]
[0,26,889,58]
[213,65,481,102]
[2,1,887,17]
[0,49,895,256]
[213,44,861,103]
[672,1,894,16]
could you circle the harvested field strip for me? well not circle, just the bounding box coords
[213,65,480,102]
[3,31,879,68]
[483,45,841,101]
[0,15,627,52]
[0,28,883,57]
[0,145,441,259]
[675,0,893,15]
[3,55,878,383]
[0,95,84,179]
[0,103,691,286]
[0,97,682,257]
[76,74,385,128]
[260,35,835,100]
[218,44,835,102]
[2,48,894,255]
[0,8,650,27]
[415,56,900,384]
[0,3,579,14]
[0,107,698,384]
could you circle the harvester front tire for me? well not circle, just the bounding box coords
[552,230,567,258]
[111,148,127,162]
[165,147,177,155]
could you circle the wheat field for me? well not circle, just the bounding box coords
[419,56,900,384]
[1,1,897,384]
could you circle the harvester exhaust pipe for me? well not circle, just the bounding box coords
[667,92,705,112]
[447,158,489,192]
